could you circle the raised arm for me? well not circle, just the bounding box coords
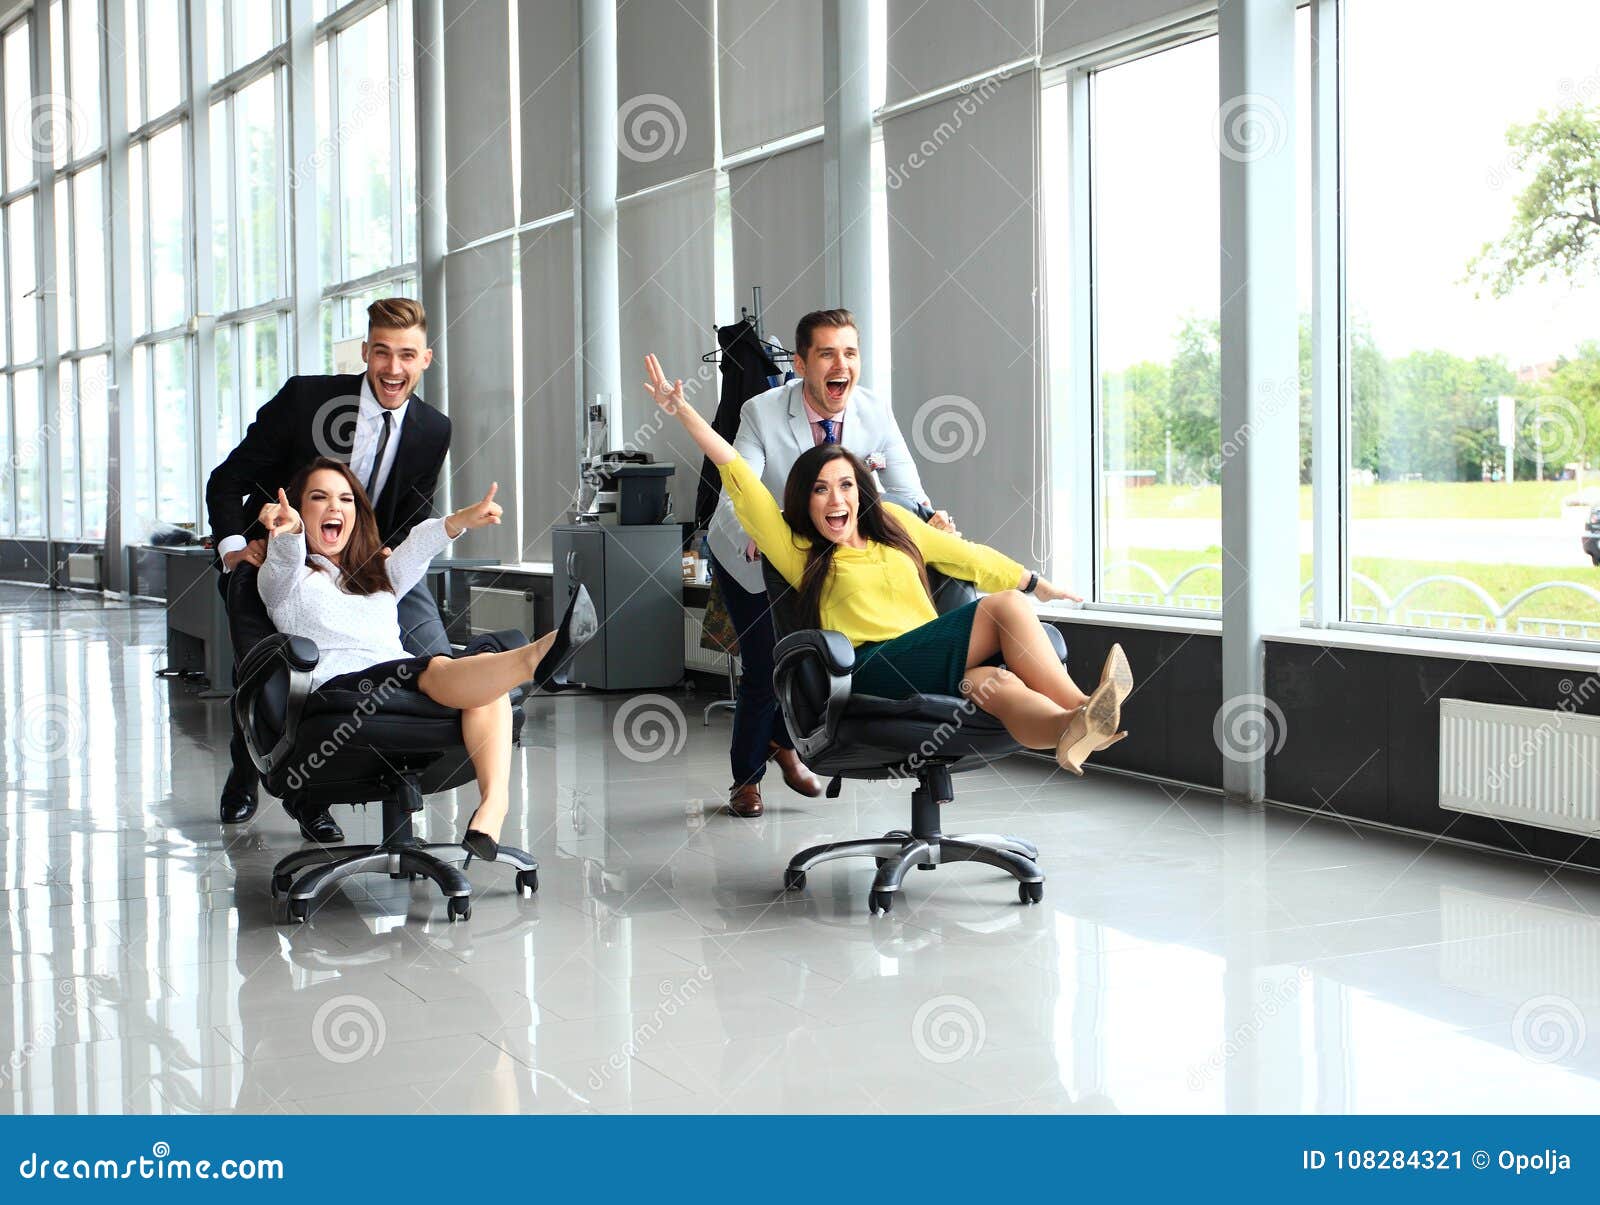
[384,482,503,597]
[889,502,1082,603]
[645,354,807,584]
[256,488,307,612]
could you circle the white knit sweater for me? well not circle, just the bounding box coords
[257,517,457,689]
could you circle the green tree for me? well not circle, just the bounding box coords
[1468,104,1600,298]
[1167,316,1221,484]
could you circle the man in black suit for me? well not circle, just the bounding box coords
[207,297,452,837]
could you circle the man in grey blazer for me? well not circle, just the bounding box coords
[706,308,955,817]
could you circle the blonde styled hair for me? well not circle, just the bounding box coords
[366,297,427,335]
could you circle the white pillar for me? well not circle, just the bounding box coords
[577,0,621,424]
[822,0,873,376]
[1218,0,1301,802]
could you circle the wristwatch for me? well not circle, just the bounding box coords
[1022,572,1039,594]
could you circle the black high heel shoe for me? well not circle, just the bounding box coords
[461,807,499,864]
[531,584,600,692]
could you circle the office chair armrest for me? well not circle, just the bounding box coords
[773,629,855,674]
[232,634,320,777]
[772,630,855,762]
[1042,622,1067,663]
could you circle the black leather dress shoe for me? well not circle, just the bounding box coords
[288,800,345,843]
[219,768,258,824]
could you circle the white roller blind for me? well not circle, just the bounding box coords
[520,219,579,560]
[519,0,578,223]
[1041,0,1201,62]
[444,238,521,562]
[885,0,1037,105]
[615,0,714,196]
[444,0,515,246]
[729,142,825,355]
[717,0,822,155]
[882,70,1045,562]
[617,172,717,522]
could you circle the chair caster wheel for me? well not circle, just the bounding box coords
[271,873,293,897]
[869,889,894,915]
[1019,881,1044,905]
[447,897,471,922]
[783,867,806,891]
[286,898,309,923]
[515,869,539,895]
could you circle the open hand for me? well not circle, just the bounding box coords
[643,353,688,416]
[1033,577,1083,604]
[260,488,302,539]
[447,482,503,536]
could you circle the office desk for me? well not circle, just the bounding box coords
[153,545,232,696]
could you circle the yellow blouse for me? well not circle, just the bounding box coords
[717,455,1025,646]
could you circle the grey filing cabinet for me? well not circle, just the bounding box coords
[552,523,683,690]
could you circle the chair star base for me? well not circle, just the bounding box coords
[270,784,538,924]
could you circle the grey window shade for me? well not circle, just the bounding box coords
[1041,0,1201,61]
[729,142,824,355]
[882,70,1045,563]
[717,0,822,156]
[617,172,716,522]
[519,0,578,224]
[444,237,520,562]
[615,0,714,196]
[519,218,579,560]
[885,0,1037,106]
[444,0,515,247]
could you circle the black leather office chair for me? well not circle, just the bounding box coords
[765,560,1068,915]
[226,566,537,923]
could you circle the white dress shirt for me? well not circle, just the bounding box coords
[256,517,458,690]
[219,377,409,570]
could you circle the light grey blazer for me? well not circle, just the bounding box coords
[707,378,930,594]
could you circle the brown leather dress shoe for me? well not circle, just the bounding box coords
[768,742,823,797]
[728,783,764,818]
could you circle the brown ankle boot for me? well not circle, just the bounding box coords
[768,742,823,797]
[728,783,764,818]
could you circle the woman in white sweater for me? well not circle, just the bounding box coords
[256,457,594,860]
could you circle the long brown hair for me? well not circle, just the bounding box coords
[779,444,932,629]
[285,457,393,596]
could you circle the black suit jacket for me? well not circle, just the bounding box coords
[205,373,451,555]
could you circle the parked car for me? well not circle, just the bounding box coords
[1585,507,1600,566]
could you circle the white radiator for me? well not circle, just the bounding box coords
[683,608,737,676]
[1439,699,1600,836]
[469,586,538,636]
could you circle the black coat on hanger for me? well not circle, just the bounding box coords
[695,318,780,529]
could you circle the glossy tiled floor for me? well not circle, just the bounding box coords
[4,583,1600,1114]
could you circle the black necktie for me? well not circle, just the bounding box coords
[365,410,393,499]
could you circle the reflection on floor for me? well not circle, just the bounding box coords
[3,581,1600,1114]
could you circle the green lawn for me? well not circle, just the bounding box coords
[1112,478,1598,521]
[1106,547,1600,628]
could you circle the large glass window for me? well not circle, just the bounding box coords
[1091,38,1223,611]
[1344,0,1600,641]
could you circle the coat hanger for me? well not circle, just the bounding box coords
[700,286,794,363]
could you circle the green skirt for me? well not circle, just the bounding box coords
[851,600,980,700]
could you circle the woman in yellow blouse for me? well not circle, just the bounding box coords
[646,354,1132,774]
